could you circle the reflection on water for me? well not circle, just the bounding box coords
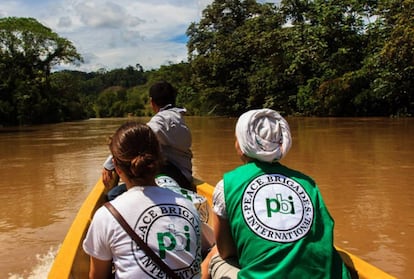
[0,117,412,278]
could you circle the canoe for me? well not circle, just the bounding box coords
[48,178,396,279]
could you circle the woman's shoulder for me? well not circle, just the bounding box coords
[145,186,198,206]
[109,186,200,220]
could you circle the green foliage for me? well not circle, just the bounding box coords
[145,62,197,114]
[2,0,413,126]
[93,85,147,118]
[50,70,92,120]
[0,17,83,125]
[98,87,126,117]
[374,0,414,116]
[125,87,146,116]
[186,0,412,117]
[187,0,283,115]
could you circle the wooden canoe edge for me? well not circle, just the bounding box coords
[48,179,106,279]
[195,179,396,279]
[335,247,396,279]
[48,178,396,279]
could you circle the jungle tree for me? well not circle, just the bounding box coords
[187,0,280,115]
[367,0,414,116]
[0,17,83,125]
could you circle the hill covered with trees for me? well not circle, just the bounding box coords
[1,0,413,126]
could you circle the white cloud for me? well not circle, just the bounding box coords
[0,0,280,72]
[0,0,212,71]
[57,16,72,28]
[74,1,137,28]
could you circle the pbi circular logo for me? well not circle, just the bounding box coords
[133,204,201,278]
[242,174,314,243]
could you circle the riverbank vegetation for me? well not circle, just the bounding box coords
[1,0,413,125]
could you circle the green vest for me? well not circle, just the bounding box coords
[223,161,351,279]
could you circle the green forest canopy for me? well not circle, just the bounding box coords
[1,0,413,126]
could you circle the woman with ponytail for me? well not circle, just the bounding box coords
[83,122,202,279]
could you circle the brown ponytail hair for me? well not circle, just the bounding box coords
[109,122,161,185]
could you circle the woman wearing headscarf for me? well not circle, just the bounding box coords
[203,109,351,279]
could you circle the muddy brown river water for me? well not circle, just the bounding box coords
[0,116,412,278]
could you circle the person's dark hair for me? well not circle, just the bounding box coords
[149,81,177,107]
[109,122,161,184]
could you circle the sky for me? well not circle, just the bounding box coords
[0,0,279,73]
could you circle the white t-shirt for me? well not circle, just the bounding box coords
[212,179,227,218]
[83,186,202,279]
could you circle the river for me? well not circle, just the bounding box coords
[0,116,412,278]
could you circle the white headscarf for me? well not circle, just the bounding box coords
[235,109,292,162]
